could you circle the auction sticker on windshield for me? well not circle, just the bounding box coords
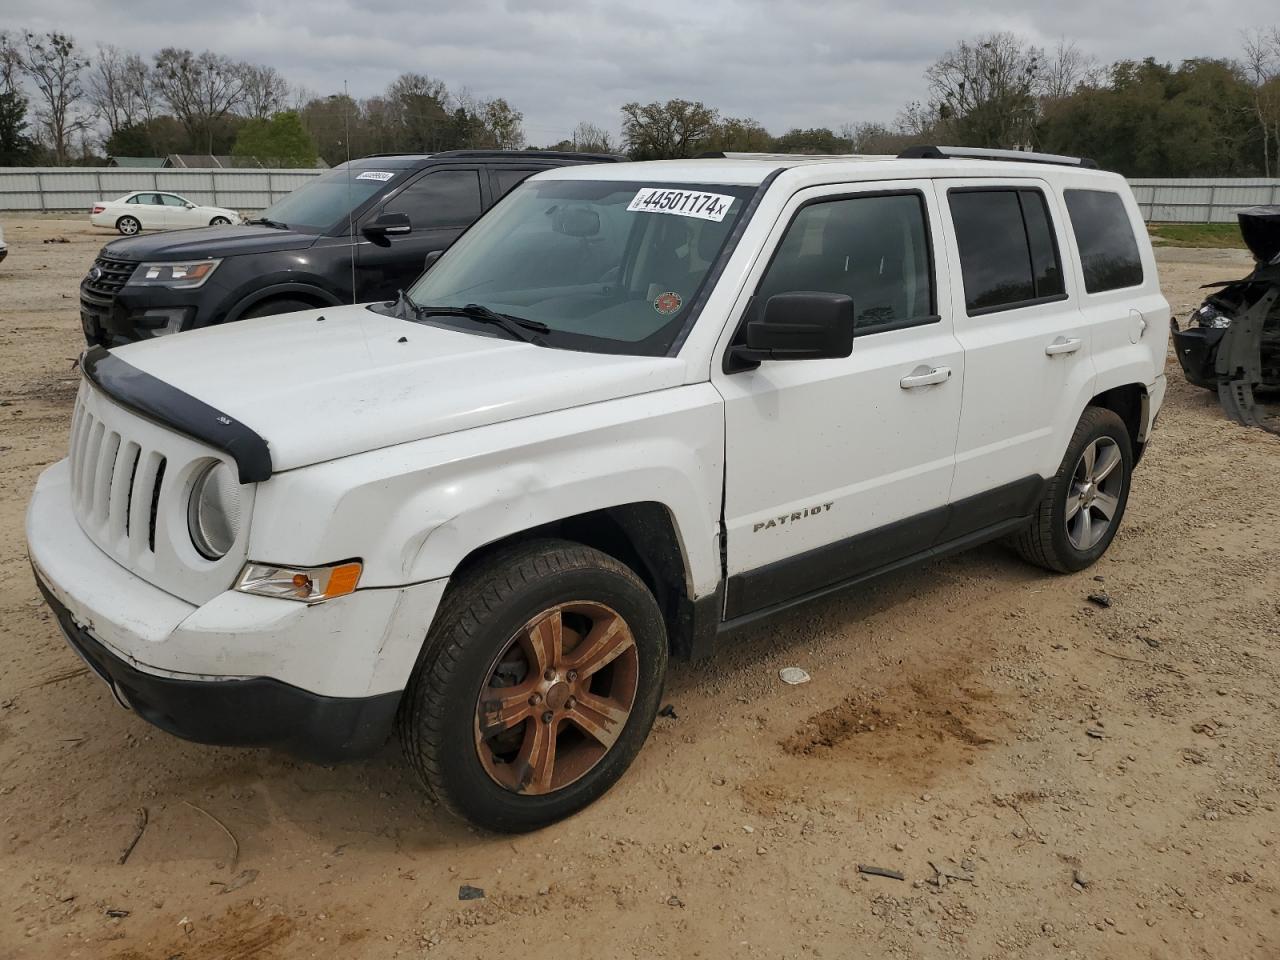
[355,171,395,182]
[627,187,734,222]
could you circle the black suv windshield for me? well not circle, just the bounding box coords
[406,179,756,356]
[256,165,404,233]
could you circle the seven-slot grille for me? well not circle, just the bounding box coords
[69,399,166,555]
[83,256,137,299]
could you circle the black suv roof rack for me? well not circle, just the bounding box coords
[359,150,623,162]
[897,145,1099,170]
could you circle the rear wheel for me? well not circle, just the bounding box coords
[1013,406,1133,573]
[116,215,140,235]
[399,540,667,832]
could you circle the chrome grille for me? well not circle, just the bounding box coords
[83,256,137,298]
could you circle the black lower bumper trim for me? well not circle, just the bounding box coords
[35,572,400,762]
[1171,325,1224,389]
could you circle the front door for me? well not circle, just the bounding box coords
[355,167,484,300]
[714,181,964,619]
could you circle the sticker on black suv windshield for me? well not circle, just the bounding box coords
[355,171,395,182]
[627,187,734,222]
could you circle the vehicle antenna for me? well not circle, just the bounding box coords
[344,80,356,305]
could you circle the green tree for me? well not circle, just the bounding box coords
[0,89,34,163]
[771,126,847,153]
[704,116,772,153]
[621,99,717,159]
[233,110,317,166]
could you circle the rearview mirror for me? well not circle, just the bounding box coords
[363,212,412,245]
[726,292,855,371]
[551,206,600,238]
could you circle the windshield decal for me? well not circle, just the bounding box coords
[355,170,395,182]
[654,291,682,315]
[627,187,734,222]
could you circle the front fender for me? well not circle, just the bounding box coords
[223,281,343,323]
[248,385,727,599]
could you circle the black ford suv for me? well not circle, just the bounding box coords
[80,150,619,346]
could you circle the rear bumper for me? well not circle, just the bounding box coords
[33,568,399,761]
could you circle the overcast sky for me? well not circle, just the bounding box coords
[6,0,1277,144]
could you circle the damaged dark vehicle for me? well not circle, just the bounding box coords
[1172,205,1280,433]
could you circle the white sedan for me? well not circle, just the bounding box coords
[90,192,242,235]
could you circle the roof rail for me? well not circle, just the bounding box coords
[430,149,624,162]
[897,145,1099,170]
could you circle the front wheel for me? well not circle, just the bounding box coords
[1013,406,1133,573]
[116,215,140,235]
[209,216,232,226]
[399,540,667,832]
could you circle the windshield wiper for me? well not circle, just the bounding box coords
[247,217,288,229]
[408,301,550,345]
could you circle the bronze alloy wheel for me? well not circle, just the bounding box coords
[474,601,639,795]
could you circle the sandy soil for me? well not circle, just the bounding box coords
[1,215,1278,960]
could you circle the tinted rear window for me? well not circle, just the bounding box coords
[1064,189,1144,293]
[949,188,1065,313]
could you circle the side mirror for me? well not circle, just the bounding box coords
[184,202,195,209]
[363,212,412,245]
[423,249,442,273]
[726,292,855,371]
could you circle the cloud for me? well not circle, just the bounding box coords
[7,0,1276,143]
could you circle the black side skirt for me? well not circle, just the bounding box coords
[721,475,1046,626]
[82,345,272,483]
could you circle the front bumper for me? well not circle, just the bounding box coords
[27,460,448,760]
[1171,325,1225,389]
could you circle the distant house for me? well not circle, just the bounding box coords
[107,156,167,168]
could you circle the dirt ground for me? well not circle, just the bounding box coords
[1,215,1277,960]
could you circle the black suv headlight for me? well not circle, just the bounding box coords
[1192,303,1231,329]
[128,259,221,289]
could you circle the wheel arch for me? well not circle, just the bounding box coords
[223,282,342,324]
[1087,382,1148,463]
[447,502,709,660]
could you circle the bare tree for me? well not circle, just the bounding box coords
[87,45,152,139]
[1242,28,1280,177]
[1040,38,1098,101]
[238,63,288,119]
[153,48,246,154]
[0,31,22,95]
[925,32,1043,148]
[482,97,524,149]
[21,30,90,163]
[572,120,615,153]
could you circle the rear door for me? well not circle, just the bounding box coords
[938,179,1094,510]
[355,166,485,298]
[132,193,167,229]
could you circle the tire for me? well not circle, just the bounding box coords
[209,216,231,226]
[1012,406,1134,573]
[239,298,315,320]
[116,215,140,236]
[399,539,668,833]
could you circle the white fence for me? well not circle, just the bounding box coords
[2,167,1279,222]
[1128,178,1280,223]
[0,167,325,213]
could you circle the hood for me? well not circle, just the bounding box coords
[114,304,687,471]
[102,224,317,260]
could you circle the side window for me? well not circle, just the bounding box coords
[755,192,935,334]
[384,169,482,229]
[949,188,1065,314]
[132,193,160,205]
[160,194,187,207]
[126,194,140,204]
[1064,189,1144,293]
[492,167,542,200]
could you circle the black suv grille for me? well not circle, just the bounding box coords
[83,256,137,299]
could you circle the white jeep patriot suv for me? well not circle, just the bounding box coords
[28,146,1169,832]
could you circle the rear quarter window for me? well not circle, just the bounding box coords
[1063,189,1144,293]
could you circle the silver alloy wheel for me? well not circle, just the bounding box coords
[1065,436,1124,550]
[118,217,139,235]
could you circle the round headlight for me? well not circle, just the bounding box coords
[188,461,243,559]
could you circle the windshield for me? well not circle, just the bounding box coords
[256,165,402,233]
[406,179,756,355]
